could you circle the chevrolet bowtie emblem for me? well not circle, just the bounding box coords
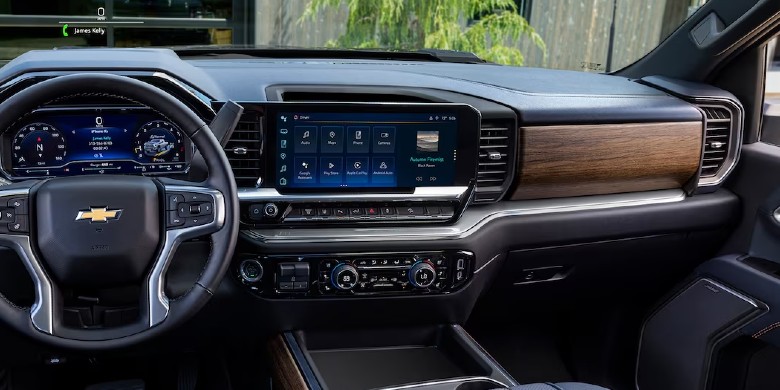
[75,207,123,223]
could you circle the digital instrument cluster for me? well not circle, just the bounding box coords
[3,108,190,178]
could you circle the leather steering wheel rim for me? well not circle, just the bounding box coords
[0,73,239,349]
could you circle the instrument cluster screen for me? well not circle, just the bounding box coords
[6,109,189,177]
[274,110,466,189]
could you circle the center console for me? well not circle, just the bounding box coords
[268,325,517,390]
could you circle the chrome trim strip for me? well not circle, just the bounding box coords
[238,186,469,202]
[701,278,759,308]
[243,189,686,244]
[4,235,53,334]
[376,377,508,390]
[147,185,225,327]
[474,253,501,274]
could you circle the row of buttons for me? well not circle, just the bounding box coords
[0,197,28,233]
[277,262,310,291]
[286,204,455,222]
[166,192,216,229]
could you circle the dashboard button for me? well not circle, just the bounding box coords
[425,206,441,216]
[366,207,378,216]
[317,207,331,217]
[167,211,184,227]
[440,206,455,216]
[333,207,348,218]
[302,207,316,217]
[167,194,184,211]
[349,207,364,216]
[263,203,279,218]
[398,206,425,216]
[8,215,27,233]
[380,206,395,215]
[7,198,27,214]
[248,204,264,221]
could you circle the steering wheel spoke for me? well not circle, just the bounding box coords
[149,180,226,326]
[0,181,53,334]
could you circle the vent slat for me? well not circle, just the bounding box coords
[224,113,262,187]
[699,104,733,179]
[476,120,514,203]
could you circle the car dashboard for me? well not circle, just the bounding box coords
[0,48,743,336]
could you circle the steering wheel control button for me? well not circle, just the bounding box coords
[167,193,183,210]
[167,211,184,227]
[7,198,27,214]
[0,209,14,222]
[8,215,28,233]
[165,191,215,229]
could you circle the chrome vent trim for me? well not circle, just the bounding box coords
[700,105,731,177]
[695,100,743,188]
[475,120,515,203]
[225,111,262,187]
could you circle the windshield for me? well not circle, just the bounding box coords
[0,0,708,72]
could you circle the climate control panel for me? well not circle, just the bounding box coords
[234,251,474,297]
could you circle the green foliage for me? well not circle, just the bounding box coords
[301,0,546,66]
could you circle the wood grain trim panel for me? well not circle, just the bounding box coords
[268,334,309,390]
[511,122,703,200]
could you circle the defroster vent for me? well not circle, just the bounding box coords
[475,120,515,202]
[225,111,262,187]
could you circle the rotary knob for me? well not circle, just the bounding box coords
[409,261,436,288]
[239,259,263,283]
[331,263,359,291]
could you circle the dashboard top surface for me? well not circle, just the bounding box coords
[0,49,702,125]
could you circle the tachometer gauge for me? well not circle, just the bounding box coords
[133,120,185,163]
[12,123,67,167]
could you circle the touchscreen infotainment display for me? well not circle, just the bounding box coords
[271,107,476,190]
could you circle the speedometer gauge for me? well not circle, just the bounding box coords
[133,120,185,163]
[12,123,67,168]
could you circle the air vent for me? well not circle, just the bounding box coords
[700,105,733,178]
[475,120,514,203]
[225,111,262,187]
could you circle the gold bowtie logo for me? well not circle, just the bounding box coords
[75,207,123,223]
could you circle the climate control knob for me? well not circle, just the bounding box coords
[409,261,436,288]
[331,263,359,290]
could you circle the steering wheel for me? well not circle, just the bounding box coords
[0,73,239,349]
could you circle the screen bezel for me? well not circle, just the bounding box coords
[264,102,480,193]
